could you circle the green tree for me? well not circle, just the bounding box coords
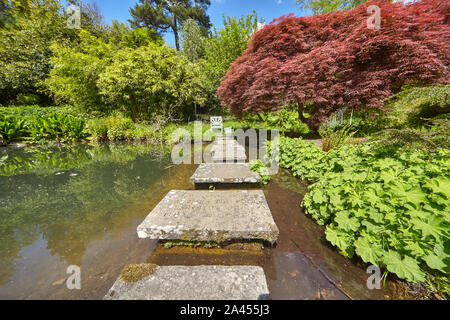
[98,44,206,121]
[203,11,262,113]
[180,18,204,62]
[120,27,164,48]
[129,0,211,51]
[295,0,368,14]
[0,0,76,104]
[0,0,30,30]
[0,0,14,29]
[109,20,163,48]
[42,30,116,113]
[109,20,130,46]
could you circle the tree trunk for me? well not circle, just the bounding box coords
[173,15,180,51]
[257,113,264,121]
[298,103,307,123]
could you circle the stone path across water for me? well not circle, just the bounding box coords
[211,136,247,163]
[190,163,261,185]
[136,190,279,244]
[104,266,270,300]
[105,136,278,300]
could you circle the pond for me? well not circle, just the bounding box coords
[0,143,197,299]
[0,143,401,300]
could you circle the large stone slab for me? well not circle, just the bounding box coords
[104,265,270,300]
[212,150,247,163]
[137,190,279,244]
[212,138,241,146]
[211,144,245,153]
[211,140,243,147]
[190,163,261,184]
[215,135,235,141]
[211,138,246,163]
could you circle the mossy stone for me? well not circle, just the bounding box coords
[120,264,158,283]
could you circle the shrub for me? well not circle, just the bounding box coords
[384,85,450,128]
[87,113,136,142]
[371,118,450,152]
[302,147,450,286]
[15,94,41,106]
[130,124,155,142]
[277,137,329,181]
[104,113,134,141]
[0,105,95,121]
[98,44,206,121]
[265,110,310,136]
[87,118,108,141]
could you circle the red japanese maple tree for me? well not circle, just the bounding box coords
[217,0,450,129]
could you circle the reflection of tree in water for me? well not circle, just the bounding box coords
[0,143,172,283]
[0,144,93,176]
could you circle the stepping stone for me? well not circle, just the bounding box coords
[137,190,279,244]
[212,146,245,152]
[212,148,247,163]
[104,265,270,300]
[211,143,245,152]
[215,135,235,141]
[190,163,261,185]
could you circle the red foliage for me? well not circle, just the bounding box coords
[217,0,450,128]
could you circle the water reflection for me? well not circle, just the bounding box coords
[0,143,180,294]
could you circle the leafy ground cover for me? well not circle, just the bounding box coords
[277,137,450,297]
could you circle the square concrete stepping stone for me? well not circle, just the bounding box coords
[137,190,279,244]
[190,163,261,184]
[215,135,235,141]
[211,144,246,153]
[104,265,270,300]
[212,150,247,163]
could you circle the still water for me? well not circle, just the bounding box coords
[0,143,399,300]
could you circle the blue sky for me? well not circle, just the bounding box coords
[84,0,310,47]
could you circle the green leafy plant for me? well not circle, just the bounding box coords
[322,126,356,152]
[28,113,87,142]
[98,43,206,121]
[250,159,270,185]
[372,118,450,152]
[87,118,108,141]
[265,110,310,136]
[279,137,450,295]
[103,113,134,141]
[87,114,152,142]
[15,93,40,106]
[0,115,27,144]
[384,85,450,128]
